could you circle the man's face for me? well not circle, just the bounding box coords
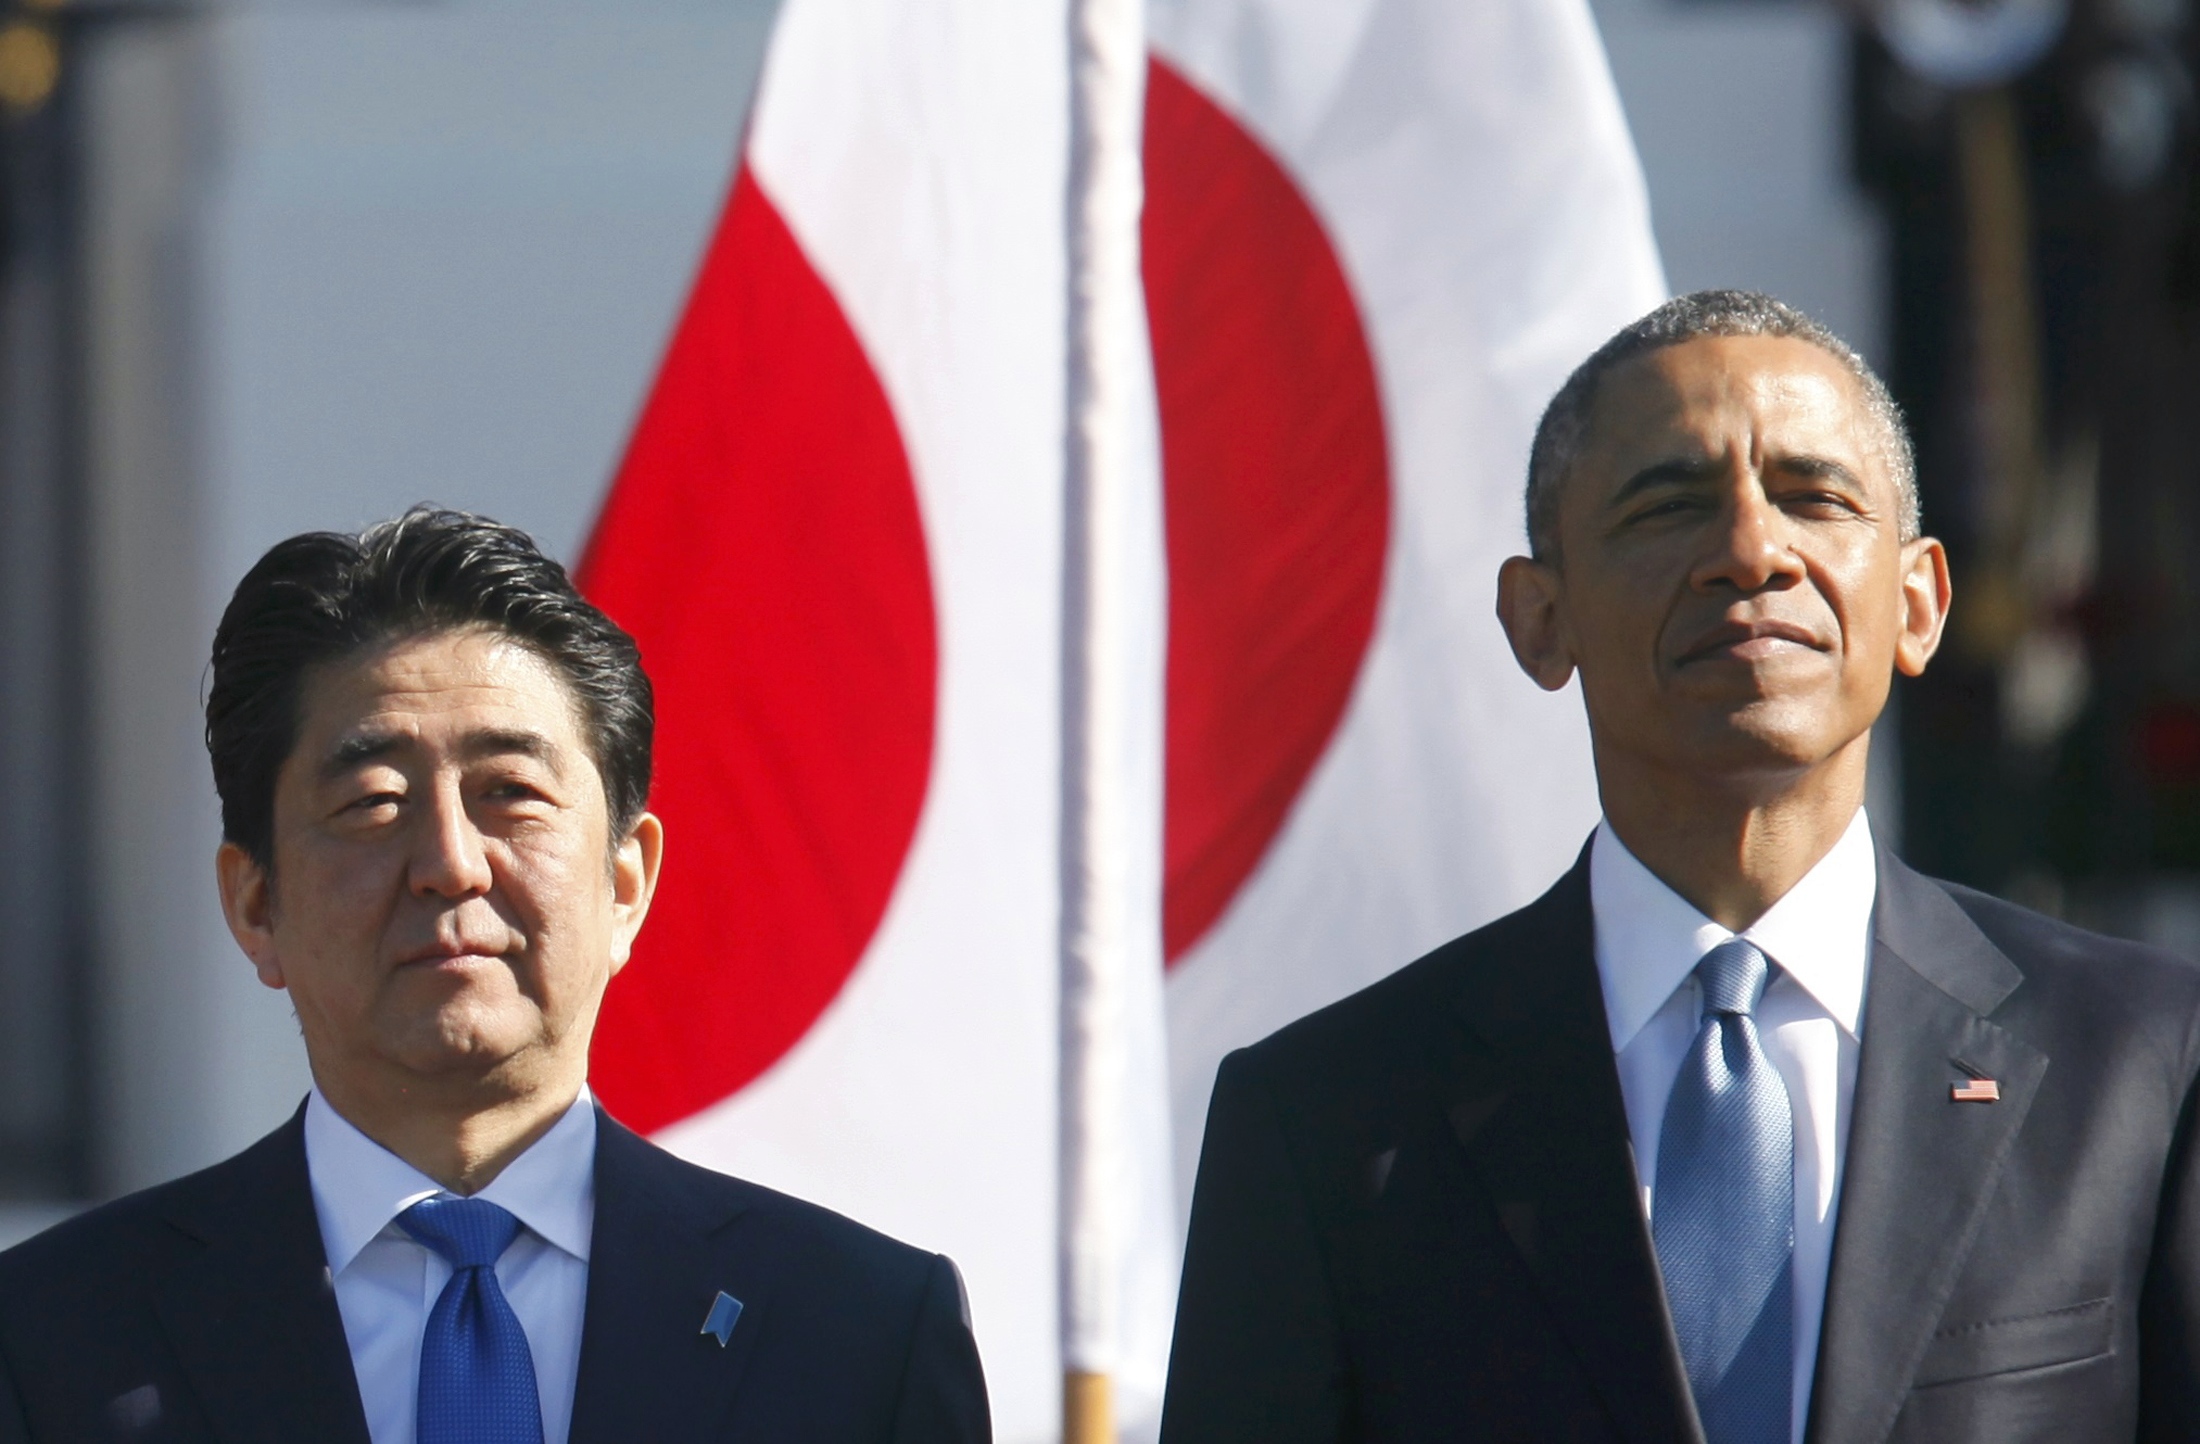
[1498,334,1949,789]
[217,627,660,1099]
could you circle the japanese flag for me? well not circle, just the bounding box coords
[577,0,1663,1438]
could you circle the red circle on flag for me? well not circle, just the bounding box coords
[1145,58,1392,965]
[580,170,937,1134]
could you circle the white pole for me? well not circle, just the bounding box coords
[1061,0,1148,1436]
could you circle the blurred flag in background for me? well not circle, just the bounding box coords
[578,0,1663,1438]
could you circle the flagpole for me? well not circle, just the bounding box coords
[1061,0,1146,1436]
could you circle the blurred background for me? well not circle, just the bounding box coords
[0,0,2188,1237]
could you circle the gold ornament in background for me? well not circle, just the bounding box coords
[1952,85,2048,666]
[1949,86,2101,746]
[0,21,59,115]
[1865,0,2100,748]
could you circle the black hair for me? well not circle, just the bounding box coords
[206,506,652,866]
[1525,289,1917,564]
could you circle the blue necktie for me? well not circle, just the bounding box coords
[398,1196,546,1444]
[1653,938,1794,1444]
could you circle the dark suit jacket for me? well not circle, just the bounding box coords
[1159,845,2200,1444]
[0,1105,990,1443]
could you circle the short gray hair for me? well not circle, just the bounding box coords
[1524,290,1918,562]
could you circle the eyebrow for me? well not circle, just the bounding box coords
[318,727,560,780]
[1607,456,1723,510]
[1778,455,1867,490]
[462,728,560,764]
[1607,452,1867,510]
[321,731,403,779]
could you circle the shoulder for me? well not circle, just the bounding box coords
[709,1164,947,1288]
[1877,857,2200,1100]
[1929,873,2200,1058]
[583,1117,981,1433]
[0,1189,169,1290]
[0,1116,307,1404]
[1234,940,1468,1086]
[1940,876,2200,989]
[1221,866,1584,1108]
[593,1112,952,1299]
[0,1118,294,1293]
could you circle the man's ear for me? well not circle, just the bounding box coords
[1496,555,1578,692]
[216,841,287,990]
[1895,535,1952,678]
[606,811,665,977]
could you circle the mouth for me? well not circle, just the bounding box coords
[394,944,510,971]
[1671,618,1828,669]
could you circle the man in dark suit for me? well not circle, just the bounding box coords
[1159,291,2200,1443]
[0,509,989,1443]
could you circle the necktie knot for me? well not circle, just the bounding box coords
[398,1195,524,1272]
[1696,938,1770,1018]
[400,1195,543,1444]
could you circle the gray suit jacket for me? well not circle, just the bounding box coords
[1160,844,2200,1443]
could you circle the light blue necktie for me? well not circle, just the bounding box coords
[1653,938,1794,1444]
[398,1196,546,1444]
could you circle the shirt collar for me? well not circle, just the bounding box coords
[304,1085,598,1277]
[1590,807,1877,1052]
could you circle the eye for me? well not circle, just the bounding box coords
[1626,495,1703,525]
[341,790,402,818]
[481,777,553,806]
[1784,489,1860,517]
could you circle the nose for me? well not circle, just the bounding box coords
[1688,478,1803,596]
[408,778,493,899]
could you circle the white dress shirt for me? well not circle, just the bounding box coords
[305,1087,597,1444]
[1591,808,1876,1444]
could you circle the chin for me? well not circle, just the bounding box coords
[1685,701,1865,778]
[385,1005,539,1079]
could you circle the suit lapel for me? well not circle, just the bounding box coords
[1805,853,2047,1444]
[151,1110,372,1444]
[1442,856,1705,1444]
[568,1113,762,1444]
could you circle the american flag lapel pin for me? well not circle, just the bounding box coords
[1951,1077,2000,1102]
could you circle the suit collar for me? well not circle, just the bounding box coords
[568,1110,762,1444]
[1805,850,2045,1444]
[1444,848,1706,1444]
[1866,845,2025,1017]
[153,1104,374,1444]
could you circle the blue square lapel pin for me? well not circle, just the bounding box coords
[700,1290,743,1348]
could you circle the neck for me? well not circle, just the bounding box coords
[1596,731,1869,931]
[314,1061,584,1195]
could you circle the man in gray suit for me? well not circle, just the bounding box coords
[1161,291,2200,1442]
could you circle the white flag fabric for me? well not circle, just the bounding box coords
[579,3,1097,1440]
[580,0,1662,1439]
[1142,0,1668,1204]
